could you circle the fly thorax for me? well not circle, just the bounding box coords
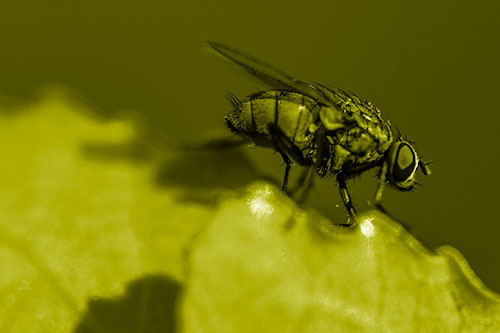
[319,106,345,131]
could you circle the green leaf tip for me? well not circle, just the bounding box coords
[181,182,500,332]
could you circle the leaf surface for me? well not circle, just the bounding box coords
[181,184,500,332]
[1,90,499,332]
[0,92,208,332]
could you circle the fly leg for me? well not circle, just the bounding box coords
[374,162,409,228]
[268,124,311,195]
[291,166,314,204]
[269,125,293,194]
[336,173,357,223]
[278,151,292,194]
[374,161,388,209]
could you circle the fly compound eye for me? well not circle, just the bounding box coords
[393,143,416,182]
[388,141,419,189]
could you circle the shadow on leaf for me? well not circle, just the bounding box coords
[74,275,181,333]
[155,148,277,205]
[79,135,278,205]
[80,140,154,164]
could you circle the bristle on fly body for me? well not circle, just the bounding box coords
[225,91,241,109]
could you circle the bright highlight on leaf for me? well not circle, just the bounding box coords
[247,187,274,218]
[359,217,375,238]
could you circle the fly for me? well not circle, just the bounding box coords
[208,41,431,222]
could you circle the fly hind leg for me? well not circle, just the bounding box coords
[292,166,314,204]
[277,148,292,194]
[268,124,310,195]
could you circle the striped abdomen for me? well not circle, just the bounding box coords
[225,90,319,150]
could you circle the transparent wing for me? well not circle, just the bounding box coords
[309,81,355,105]
[207,41,334,106]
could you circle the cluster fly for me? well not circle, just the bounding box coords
[208,41,431,222]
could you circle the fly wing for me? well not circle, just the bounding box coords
[309,81,353,105]
[207,41,333,106]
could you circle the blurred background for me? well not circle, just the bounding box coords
[0,0,499,291]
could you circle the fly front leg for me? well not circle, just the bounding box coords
[374,161,388,208]
[336,173,357,223]
[374,161,394,216]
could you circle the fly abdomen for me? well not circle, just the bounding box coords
[226,90,318,148]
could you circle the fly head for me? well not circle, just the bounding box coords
[386,139,431,191]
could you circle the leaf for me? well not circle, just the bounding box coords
[0,90,210,332]
[1,88,499,332]
[180,183,500,332]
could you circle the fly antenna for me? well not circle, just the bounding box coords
[419,159,434,176]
